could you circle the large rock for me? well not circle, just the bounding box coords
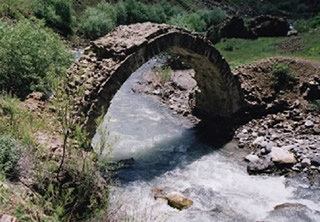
[265,202,320,222]
[207,16,256,43]
[247,156,275,174]
[300,77,320,100]
[172,70,197,91]
[165,192,193,210]
[270,147,297,164]
[248,16,290,37]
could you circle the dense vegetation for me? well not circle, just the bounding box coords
[0,0,320,221]
[0,19,72,98]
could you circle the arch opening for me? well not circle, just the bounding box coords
[67,23,244,141]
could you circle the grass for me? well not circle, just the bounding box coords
[216,28,320,68]
[292,28,320,60]
[0,94,52,147]
[0,180,53,221]
[153,66,172,84]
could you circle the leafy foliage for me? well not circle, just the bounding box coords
[270,63,297,91]
[311,100,320,113]
[0,135,20,177]
[79,3,117,40]
[79,0,184,39]
[0,0,32,20]
[33,0,74,35]
[169,12,206,32]
[0,19,72,99]
[294,14,320,32]
[196,8,226,28]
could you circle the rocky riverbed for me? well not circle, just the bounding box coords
[234,57,320,182]
[133,56,320,182]
[132,56,200,124]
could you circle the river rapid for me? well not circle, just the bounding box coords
[93,58,320,222]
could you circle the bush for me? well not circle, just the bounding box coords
[196,8,226,28]
[0,19,72,99]
[207,26,221,44]
[294,14,320,33]
[79,3,117,40]
[0,0,32,20]
[169,13,206,32]
[311,100,320,113]
[308,14,320,29]
[0,135,20,177]
[270,63,297,91]
[33,0,74,35]
[115,0,183,25]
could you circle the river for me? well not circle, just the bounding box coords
[92,58,320,222]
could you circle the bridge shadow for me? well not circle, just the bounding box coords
[109,124,235,185]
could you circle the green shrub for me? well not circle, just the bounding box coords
[0,135,20,177]
[207,26,221,44]
[294,19,310,32]
[169,13,206,32]
[270,63,297,91]
[196,8,226,28]
[79,3,117,40]
[33,0,74,35]
[115,0,183,25]
[0,19,72,99]
[0,0,32,20]
[311,100,320,113]
[308,14,320,29]
[294,14,320,33]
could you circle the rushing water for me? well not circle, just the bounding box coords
[93,59,320,222]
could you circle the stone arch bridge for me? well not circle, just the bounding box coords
[67,22,244,138]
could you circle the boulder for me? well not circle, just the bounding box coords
[247,156,274,174]
[248,16,290,37]
[270,147,297,164]
[165,192,193,210]
[172,70,197,91]
[207,16,256,43]
[300,78,320,100]
[311,156,320,166]
[265,202,320,222]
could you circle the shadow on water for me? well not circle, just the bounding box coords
[112,127,218,185]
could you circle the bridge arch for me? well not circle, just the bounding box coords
[67,22,244,138]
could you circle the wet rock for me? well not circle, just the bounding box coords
[301,158,311,167]
[311,157,320,166]
[245,154,260,163]
[265,202,320,222]
[253,136,265,145]
[305,120,314,128]
[0,215,17,222]
[165,192,193,210]
[273,202,306,210]
[270,147,297,164]
[247,156,274,174]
